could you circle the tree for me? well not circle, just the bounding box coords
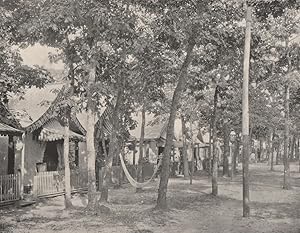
[254,3,300,188]
[181,114,190,179]
[12,0,157,206]
[136,104,145,192]
[140,0,246,209]
[241,3,252,217]
[0,2,50,103]
[211,85,219,196]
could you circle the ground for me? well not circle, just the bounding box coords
[1,162,300,233]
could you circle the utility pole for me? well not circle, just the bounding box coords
[242,2,252,217]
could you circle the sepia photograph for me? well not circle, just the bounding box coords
[0,0,299,232]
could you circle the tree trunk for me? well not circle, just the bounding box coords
[86,63,97,209]
[102,137,107,160]
[156,37,195,210]
[276,140,281,165]
[63,116,73,209]
[7,136,14,175]
[100,78,124,202]
[212,86,219,196]
[189,120,194,185]
[283,84,291,190]
[223,122,230,177]
[267,131,272,164]
[299,155,300,173]
[231,135,239,178]
[181,115,189,179]
[207,115,213,174]
[291,136,296,160]
[136,104,146,192]
[242,4,252,217]
[133,140,137,166]
[295,138,300,173]
[259,138,263,162]
[270,132,275,171]
[295,137,299,160]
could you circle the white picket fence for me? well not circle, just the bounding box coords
[33,169,88,197]
[0,174,20,204]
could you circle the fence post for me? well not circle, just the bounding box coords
[18,170,21,200]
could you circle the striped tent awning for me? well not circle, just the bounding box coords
[95,105,132,140]
[0,122,23,136]
[39,119,85,142]
[99,105,114,136]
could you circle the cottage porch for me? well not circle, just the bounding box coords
[27,118,87,198]
[0,122,23,205]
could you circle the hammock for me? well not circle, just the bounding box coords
[119,152,162,189]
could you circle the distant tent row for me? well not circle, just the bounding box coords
[0,83,210,203]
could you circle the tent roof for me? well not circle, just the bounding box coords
[9,83,64,128]
[39,119,85,142]
[0,122,23,136]
[8,83,86,136]
[0,102,22,129]
[130,112,167,140]
[94,108,209,146]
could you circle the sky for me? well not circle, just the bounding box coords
[20,44,64,70]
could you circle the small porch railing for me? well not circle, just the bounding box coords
[0,174,20,204]
[33,169,88,197]
[33,171,64,197]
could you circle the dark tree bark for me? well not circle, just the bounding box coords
[223,122,230,177]
[136,104,146,192]
[270,132,275,171]
[212,85,219,196]
[283,84,291,190]
[267,131,272,164]
[231,135,240,178]
[7,136,14,175]
[276,140,281,165]
[102,136,108,160]
[156,37,195,210]
[181,115,189,179]
[259,138,263,162]
[100,78,124,202]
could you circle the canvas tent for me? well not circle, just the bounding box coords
[0,102,23,175]
[5,83,87,186]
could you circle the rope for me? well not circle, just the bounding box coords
[119,152,162,189]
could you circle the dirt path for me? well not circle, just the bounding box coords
[1,163,299,233]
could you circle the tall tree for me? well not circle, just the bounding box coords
[181,115,190,179]
[223,121,230,177]
[156,36,196,209]
[211,85,219,196]
[136,104,145,192]
[86,62,97,207]
[241,3,252,217]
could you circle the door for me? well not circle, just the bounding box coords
[43,142,59,171]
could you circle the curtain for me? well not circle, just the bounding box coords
[56,141,64,170]
[40,142,47,156]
